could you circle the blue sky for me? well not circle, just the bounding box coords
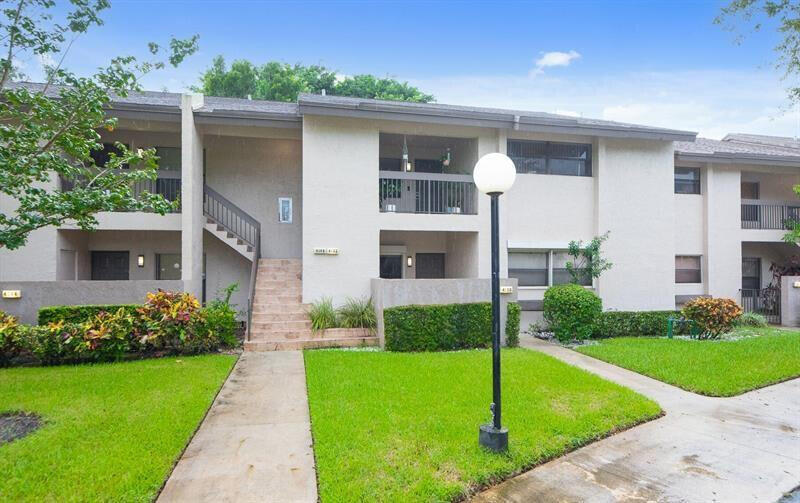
[21,0,798,138]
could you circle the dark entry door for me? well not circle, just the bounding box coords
[416,253,445,279]
[91,251,130,280]
[380,255,403,279]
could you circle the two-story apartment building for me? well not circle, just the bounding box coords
[2,83,800,348]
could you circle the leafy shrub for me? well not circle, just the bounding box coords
[135,290,203,350]
[505,303,521,347]
[543,284,602,343]
[25,322,84,365]
[734,311,768,328]
[38,304,138,325]
[593,310,688,338]
[203,283,240,348]
[309,297,338,332]
[0,311,24,366]
[337,297,377,329]
[682,297,742,339]
[384,302,492,352]
[81,308,135,361]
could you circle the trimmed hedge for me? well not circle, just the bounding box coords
[543,284,602,342]
[384,302,521,352]
[506,303,521,348]
[38,304,138,325]
[592,310,689,338]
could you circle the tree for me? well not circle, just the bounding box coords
[0,0,198,250]
[716,0,800,102]
[565,232,612,285]
[195,56,434,103]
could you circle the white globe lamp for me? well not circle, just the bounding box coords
[473,153,516,194]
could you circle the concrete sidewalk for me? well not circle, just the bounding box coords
[472,336,800,503]
[158,351,317,503]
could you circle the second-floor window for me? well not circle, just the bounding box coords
[675,167,700,194]
[507,140,592,177]
[155,147,181,171]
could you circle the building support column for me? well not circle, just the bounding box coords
[181,93,204,298]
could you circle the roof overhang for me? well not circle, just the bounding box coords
[675,152,800,167]
[298,98,697,142]
[194,110,301,128]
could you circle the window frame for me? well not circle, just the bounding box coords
[278,197,293,224]
[674,167,701,194]
[675,255,702,284]
[508,249,593,288]
[155,253,182,280]
[507,140,592,177]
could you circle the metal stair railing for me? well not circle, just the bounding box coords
[203,185,261,341]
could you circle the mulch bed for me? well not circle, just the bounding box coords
[0,412,42,446]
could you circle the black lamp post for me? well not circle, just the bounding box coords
[473,153,516,452]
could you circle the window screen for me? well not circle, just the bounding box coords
[675,256,702,283]
[742,257,761,290]
[508,140,591,176]
[675,167,700,194]
[552,251,592,286]
[508,252,548,286]
[155,147,181,171]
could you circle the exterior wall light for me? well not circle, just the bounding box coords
[137,254,145,267]
[473,152,516,453]
[407,256,413,267]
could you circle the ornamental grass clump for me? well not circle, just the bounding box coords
[309,298,338,332]
[681,297,742,339]
[337,297,377,330]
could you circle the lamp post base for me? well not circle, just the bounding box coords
[479,423,508,452]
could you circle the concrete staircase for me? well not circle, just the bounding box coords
[244,258,378,351]
[204,218,253,260]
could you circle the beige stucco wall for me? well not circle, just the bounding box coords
[56,229,181,281]
[704,164,742,299]
[204,232,251,316]
[204,134,302,258]
[302,115,379,305]
[595,138,676,310]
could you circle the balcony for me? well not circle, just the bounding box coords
[741,199,800,230]
[61,170,182,213]
[379,171,477,215]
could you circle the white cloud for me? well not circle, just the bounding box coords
[535,50,581,69]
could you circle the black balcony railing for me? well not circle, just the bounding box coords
[741,199,800,230]
[60,170,182,212]
[740,288,780,324]
[378,171,477,215]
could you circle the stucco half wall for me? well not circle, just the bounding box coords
[0,280,183,324]
[371,278,518,347]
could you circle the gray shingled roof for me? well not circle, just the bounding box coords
[7,81,695,139]
[675,136,800,165]
[298,93,697,141]
[722,133,800,150]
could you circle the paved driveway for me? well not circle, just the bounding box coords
[472,336,800,503]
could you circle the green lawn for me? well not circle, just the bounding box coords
[576,327,800,396]
[304,348,660,502]
[0,354,236,502]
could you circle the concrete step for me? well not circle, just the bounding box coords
[258,258,301,266]
[254,287,302,296]
[254,279,298,289]
[256,272,302,281]
[251,303,310,315]
[244,336,378,351]
[251,294,302,304]
[251,312,310,323]
[250,320,313,332]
